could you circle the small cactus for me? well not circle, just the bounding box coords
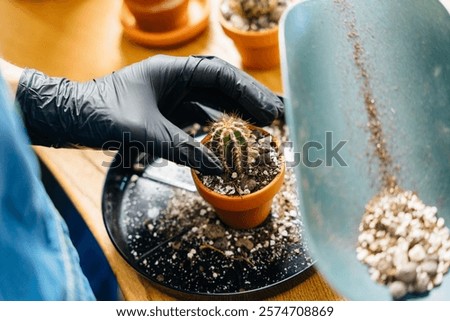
[209,115,259,175]
[201,115,281,196]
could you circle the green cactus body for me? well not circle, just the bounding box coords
[209,115,258,176]
[201,115,282,196]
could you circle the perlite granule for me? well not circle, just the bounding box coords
[357,189,450,298]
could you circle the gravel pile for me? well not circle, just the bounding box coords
[357,189,450,299]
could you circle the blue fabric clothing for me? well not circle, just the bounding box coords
[0,73,95,300]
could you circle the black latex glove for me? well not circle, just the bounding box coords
[16,55,283,175]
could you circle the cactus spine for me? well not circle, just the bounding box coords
[209,115,258,175]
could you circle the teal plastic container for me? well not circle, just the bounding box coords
[280,0,450,300]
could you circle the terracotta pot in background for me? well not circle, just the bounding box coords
[124,0,189,32]
[191,128,285,229]
[220,15,280,70]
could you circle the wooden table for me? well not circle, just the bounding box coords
[0,0,341,301]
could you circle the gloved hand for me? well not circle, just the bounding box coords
[16,55,283,175]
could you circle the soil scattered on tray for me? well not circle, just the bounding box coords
[152,165,301,267]
[335,0,450,299]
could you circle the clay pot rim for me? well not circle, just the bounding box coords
[219,12,279,37]
[125,0,187,14]
[191,126,285,204]
[121,0,210,48]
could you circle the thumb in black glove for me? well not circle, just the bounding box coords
[16,55,284,175]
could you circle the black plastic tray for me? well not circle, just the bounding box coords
[102,127,315,300]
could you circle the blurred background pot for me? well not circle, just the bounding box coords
[124,0,189,32]
[220,14,279,70]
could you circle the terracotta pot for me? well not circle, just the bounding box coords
[191,127,285,229]
[220,14,279,70]
[124,0,189,32]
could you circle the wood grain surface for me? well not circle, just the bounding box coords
[0,0,342,301]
